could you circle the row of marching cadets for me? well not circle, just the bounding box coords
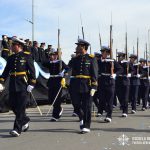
[93,50,150,118]
[68,39,150,134]
[0,36,150,137]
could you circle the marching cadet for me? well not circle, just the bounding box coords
[115,52,133,117]
[0,37,36,137]
[43,48,69,121]
[129,54,140,114]
[138,58,150,110]
[1,35,11,60]
[68,39,98,134]
[97,46,122,122]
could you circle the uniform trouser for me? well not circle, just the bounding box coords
[129,85,139,111]
[98,85,115,118]
[116,84,129,114]
[93,91,99,111]
[71,92,92,129]
[139,85,149,108]
[113,91,117,106]
[9,91,30,134]
[48,86,62,119]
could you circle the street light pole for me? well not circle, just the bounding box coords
[32,0,34,42]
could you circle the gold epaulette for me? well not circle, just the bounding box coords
[24,51,31,55]
[0,78,5,81]
[89,54,95,58]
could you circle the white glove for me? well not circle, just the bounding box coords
[148,77,150,80]
[121,60,128,63]
[59,69,65,77]
[111,74,116,79]
[27,85,34,93]
[136,74,140,78]
[0,83,4,92]
[90,89,96,97]
[127,73,131,78]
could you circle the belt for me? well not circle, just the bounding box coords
[70,76,75,78]
[75,75,91,79]
[101,73,111,76]
[10,72,26,76]
[140,77,148,80]
[117,75,127,77]
[50,75,62,78]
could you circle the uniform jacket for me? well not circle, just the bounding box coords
[43,60,69,88]
[68,54,98,93]
[0,51,36,92]
[129,62,140,86]
[98,58,123,86]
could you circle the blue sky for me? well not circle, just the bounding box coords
[0,0,150,62]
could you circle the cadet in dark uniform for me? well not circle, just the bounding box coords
[23,39,32,55]
[68,39,98,133]
[97,46,122,122]
[38,42,46,63]
[129,54,140,114]
[139,58,150,110]
[43,48,69,121]
[31,41,40,62]
[1,35,11,60]
[115,52,133,117]
[0,37,36,137]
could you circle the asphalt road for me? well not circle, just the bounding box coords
[0,104,150,150]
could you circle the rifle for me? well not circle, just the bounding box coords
[57,17,62,72]
[80,14,85,40]
[98,23,102,49]
[110,16,114,75]
[136,37,139,74]
[146,43,149,78]
[125,29,129,75]
[116,49,118,61]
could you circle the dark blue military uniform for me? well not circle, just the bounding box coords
[139,62,150,110]
[97,58,122,120]
[43,59,69,120]
[115,60,133,116]
[129,62,140,112]
[69,53,98,129]
[0,51,36,134]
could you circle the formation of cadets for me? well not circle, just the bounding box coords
[0,34,150,137]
